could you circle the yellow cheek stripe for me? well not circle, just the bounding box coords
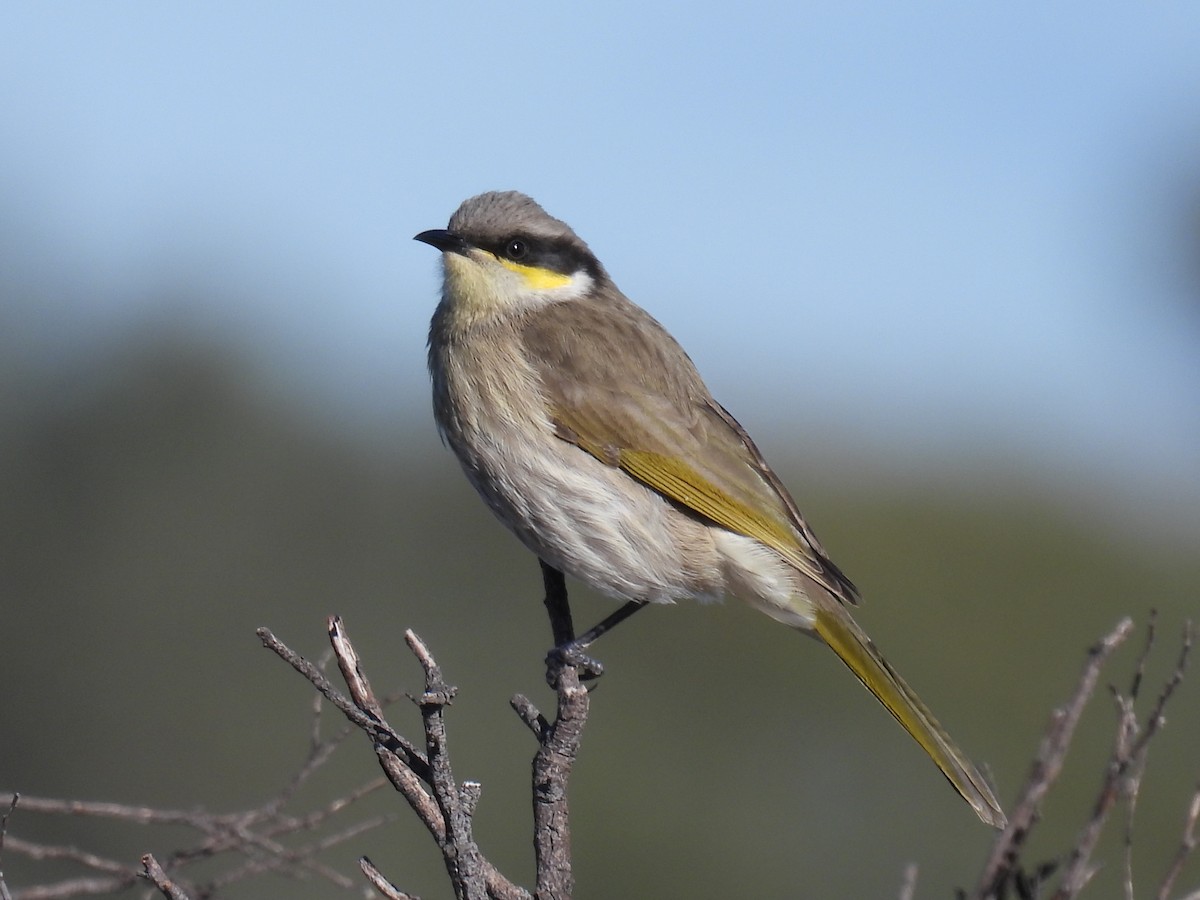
[495,256,573,290]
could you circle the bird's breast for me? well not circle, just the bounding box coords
[428,322,725,604]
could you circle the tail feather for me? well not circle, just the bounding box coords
[813,604,1007,829]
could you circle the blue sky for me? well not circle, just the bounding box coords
[3,3,1198,530]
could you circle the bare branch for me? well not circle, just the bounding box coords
[510,695,550,741]
[258,625,430,779]
[1158,782,1200,900]
[402,628,489,900]
[262,618,533,900]
[2,837,131,878]
[139,855,191,900]
[1055,617,1193,899]
[332,615,387,722]
[7,875,134,899]
[974,617,1134,897]
[2,692,404,899]
[0,797,204,827]
[258,583,594,899]
[970,615,1195,900]
[0,793,18,900]
[360,856,417,900]
[9,588,1190,900]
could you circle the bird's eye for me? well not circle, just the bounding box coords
[504,239,528,260]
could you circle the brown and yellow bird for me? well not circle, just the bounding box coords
[416,190,1006,828]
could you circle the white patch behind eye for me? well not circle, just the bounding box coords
[540,267,592,302]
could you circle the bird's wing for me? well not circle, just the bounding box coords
[521,300,1016,829]
[520,298,860,605]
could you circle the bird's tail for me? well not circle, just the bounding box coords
[813,603,1007,828]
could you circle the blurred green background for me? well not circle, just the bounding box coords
[2,3,1199,898]
[2,323,1196,897]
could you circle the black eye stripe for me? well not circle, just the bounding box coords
[487,235,587,276]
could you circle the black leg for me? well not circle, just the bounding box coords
[538,561,649,684]
[546,599,647,682]
[569,599,648,650]
[540,560,576,647]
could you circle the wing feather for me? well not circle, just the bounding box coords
[521,295,860,605]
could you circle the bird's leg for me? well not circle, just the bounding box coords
[540,559,649,684]
[569,599,648,650]
[540,560,576,647]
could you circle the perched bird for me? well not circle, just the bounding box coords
[416,191,1006,828]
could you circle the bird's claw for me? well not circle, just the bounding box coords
[545,644,604,687]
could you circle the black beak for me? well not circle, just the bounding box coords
[414,229,470,255]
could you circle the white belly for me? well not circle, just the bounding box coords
[455,413,724,604]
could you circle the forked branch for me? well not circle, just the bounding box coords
[256,566,592,900]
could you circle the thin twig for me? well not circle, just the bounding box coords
[139,855,191,900]
[972,615,1196,900]
[2,697,403,898]
[0,793,18,900]
[1,837,132,878]
[1055,617,1193,899]
[9,874,134,898]
[360,856,417,900]
[289,620,530,900]
[331,615,386,722]
[1123,614,1159,900]
[258,626,430,779]
[510,694,550,741]
[974,617,1135,898]
[1158,783,1200,900]
[403,629,489,900]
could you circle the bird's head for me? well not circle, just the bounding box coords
[415,191,606,330]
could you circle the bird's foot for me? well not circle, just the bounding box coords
[545,642,604,687]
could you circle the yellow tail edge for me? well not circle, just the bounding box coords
[814,606,1007,829]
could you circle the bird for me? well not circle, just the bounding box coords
[415,190,1006,828]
